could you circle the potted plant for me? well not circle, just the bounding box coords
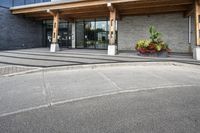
[135,26,170,57]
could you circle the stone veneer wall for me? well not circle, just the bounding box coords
[118,13,195,53]
[0,7,43,50]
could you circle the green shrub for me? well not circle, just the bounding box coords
[135,26,170,54]
[149,26,162,43]
[135,39,151,50]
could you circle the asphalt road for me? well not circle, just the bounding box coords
[0,64,200,133]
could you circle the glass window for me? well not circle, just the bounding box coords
[13,0,24,6]
[75,19,112,49]
[0,0,12,7]
[76,21,85,48]
[96,21,108,49]
[85,21,96,49]
[43,20,72,48]
[25,0,35,5]
[12,0,50,7]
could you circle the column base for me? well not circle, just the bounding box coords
[108,45,117,55]
[193,47,200,60]
[50,43,60,52]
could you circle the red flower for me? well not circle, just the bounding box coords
[147,43,156,50]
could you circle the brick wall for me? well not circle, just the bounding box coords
[0,7,43,50]
[118,13,195,53]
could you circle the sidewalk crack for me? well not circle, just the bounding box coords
[41,70,52,107]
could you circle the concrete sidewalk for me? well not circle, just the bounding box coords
[0,63,200,132]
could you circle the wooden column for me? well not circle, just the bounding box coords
[193,0,200,60]
[109,7,116,45]
[52,12,60,44]
[107,3,117,55]
[195,0,200,46]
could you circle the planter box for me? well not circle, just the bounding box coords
[137,51,169,58]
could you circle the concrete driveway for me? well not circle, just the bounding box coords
[0,63,200,133]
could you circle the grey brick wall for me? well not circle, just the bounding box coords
[118,13,195,53]
[0,7,43,50]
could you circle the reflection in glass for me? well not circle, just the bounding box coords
[75,19,113,49]
[85,21,96,49]
[96,21,108,49]
[76,21,85,48]
[43,20,72,48]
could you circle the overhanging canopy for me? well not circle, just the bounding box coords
[10,0,194,20]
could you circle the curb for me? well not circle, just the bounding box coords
[3,61,200,77]
[42,61,200,72]
[44,62,177,72]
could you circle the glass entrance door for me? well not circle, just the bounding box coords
[95,21,109,49]
[46,29,52,48]
[59,29,72,48]
[44,20,72,48]
[84,21,96,49]
[76,19,110,50]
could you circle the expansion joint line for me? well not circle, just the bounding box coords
[42,69,53,107]
[95,70,123,90]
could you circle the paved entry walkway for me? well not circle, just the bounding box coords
[0,48,199,69]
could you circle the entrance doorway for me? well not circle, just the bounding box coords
[76,19,112,50]
[44,20,72,48]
